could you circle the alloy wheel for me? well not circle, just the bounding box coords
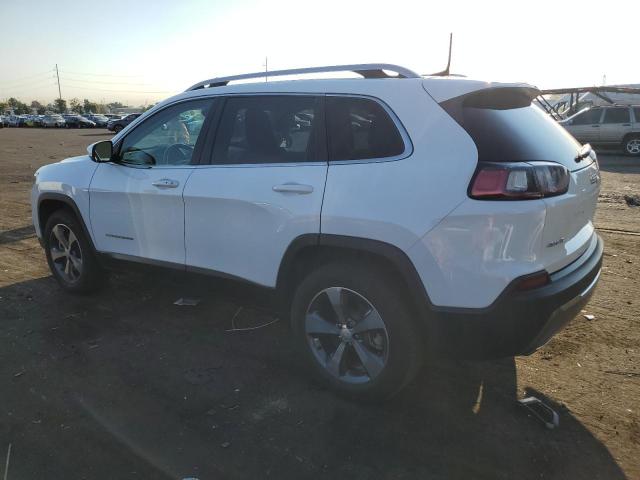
[305,287,389,384]
[626,139,640,155]
[49,224,83,283]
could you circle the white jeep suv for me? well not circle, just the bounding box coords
[31,64,603,399]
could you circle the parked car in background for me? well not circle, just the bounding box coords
[85,114,109,127]
[104,114,120,120]
[106,113,142,133]
[0,115,4,128]
[559,105,640,156]
[41,114,66,128]
[6,115,21,127]
[63,115,96,128]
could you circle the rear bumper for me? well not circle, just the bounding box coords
[431,234,603,358]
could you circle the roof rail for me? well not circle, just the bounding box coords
[185,63,421,91]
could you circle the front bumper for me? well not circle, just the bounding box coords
[431,234,603,358]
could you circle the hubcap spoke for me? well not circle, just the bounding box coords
[326,341,347,376]
[67,230,78,249]
[352,340,385,379]
[68,253,82,272]
[52,225,69,249]
[353,307,385,334]
[324,287,347,325]
[64,257,71,276]
[50,248,66,261]
[306,311,341,335]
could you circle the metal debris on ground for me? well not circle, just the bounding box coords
[518,396,560,429]
[3,443,12,480]
[624,194,640,207]
[584,314,595,321]
[173,297,201,306]
[225,306,280,332]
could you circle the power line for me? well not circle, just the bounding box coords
[61,84,173,94]
[59,76,153,86]
[0,70,55,86]
[0,73,56,88]
[58,69,143,78]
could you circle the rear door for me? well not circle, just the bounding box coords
[183,94,327,286]
[599,107,632,143]
[565,107,603,143]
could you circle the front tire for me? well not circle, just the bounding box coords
[44,209,105,294]
[291,262,424,400]
[624,136,640,156]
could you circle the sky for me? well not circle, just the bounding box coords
[1,0,637,106]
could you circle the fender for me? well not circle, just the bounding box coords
[37,193,97,252]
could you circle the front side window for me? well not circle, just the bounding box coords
[602,107,630,124]
[212,95,321,164]
[572,108,602,125]
[326,96,405,161]
[118,99,213,166]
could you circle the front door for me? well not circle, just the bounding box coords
[183,95,327,286]
[89,98,215,265]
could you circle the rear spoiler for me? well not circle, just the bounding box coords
[437,86,541,124]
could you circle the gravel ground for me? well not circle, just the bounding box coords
[0,128,638,479]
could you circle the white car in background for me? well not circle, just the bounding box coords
[41,114,66,128]
[30,64,603,399]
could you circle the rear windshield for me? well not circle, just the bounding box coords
[446,102,582,164]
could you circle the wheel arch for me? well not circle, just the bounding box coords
[276,234,433,317]
[38,193,97,252]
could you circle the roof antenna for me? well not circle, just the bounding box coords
[428,33,452,76]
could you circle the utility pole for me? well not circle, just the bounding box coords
[264,56,268,82]
[55,64,62,101]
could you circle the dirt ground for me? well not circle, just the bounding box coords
[0,128,638,480]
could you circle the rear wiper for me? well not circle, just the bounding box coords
[575,144,592,163]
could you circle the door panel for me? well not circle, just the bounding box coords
[90,163,193,264]
[600,107,631,143]
[565,108,602,143]
[183,164,326,286]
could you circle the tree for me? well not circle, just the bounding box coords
[7,97,30,114]
[69,98,83,114]
[54,98,67,113]
[0,101,8,113]
[106,101,125,110]
[83,99,98,114]
[30,100,45,114]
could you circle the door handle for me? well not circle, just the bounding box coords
[591,125,600,128]
[272,183,314,194]
[622,123,631,126]
[152,178,180,189]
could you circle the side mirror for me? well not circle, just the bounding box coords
[91,140,113,162]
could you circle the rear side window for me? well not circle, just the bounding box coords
[326,97,404,161]
[634,108,640,123]
[446,103,581,163]
[572,108,602,125]
[602,107,630,124]
[212,95,321,164]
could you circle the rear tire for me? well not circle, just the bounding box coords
[44,209,105,294]
[290,262,424,400]
[624,136,640,156]
[113,125,123,133]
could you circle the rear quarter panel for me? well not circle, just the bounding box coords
[321,81,477,252]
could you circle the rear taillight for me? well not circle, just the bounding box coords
[469,162,570,200]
